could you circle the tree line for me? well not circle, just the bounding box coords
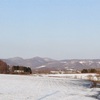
[81,68,97,73]
[11,66,32,74]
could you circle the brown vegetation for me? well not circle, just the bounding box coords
[0,60,9,74]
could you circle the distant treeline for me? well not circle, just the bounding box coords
[81,68,99,73]
[11,66,32,74]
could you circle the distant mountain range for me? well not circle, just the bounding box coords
[1,57,100,70]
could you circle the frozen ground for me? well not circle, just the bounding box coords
[0,74,99,100]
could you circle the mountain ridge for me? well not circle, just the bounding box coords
[1,57,100,70]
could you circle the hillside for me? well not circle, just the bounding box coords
[1,57,100,71]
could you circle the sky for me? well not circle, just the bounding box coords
[0,0,100,60]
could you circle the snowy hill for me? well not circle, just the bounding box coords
[2,57,100,70]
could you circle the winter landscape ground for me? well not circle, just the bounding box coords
[0,74,100,100]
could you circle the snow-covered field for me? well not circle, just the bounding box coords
[0,74,99,100]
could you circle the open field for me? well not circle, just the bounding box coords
[0,74,99,100]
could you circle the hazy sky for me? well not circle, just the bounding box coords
[0,0,100,59]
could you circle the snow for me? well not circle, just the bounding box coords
[79,61,86,64]
[60,61,67,64]
[36,65,46,69]
[0,74,99,100]
[46,73,97,79]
